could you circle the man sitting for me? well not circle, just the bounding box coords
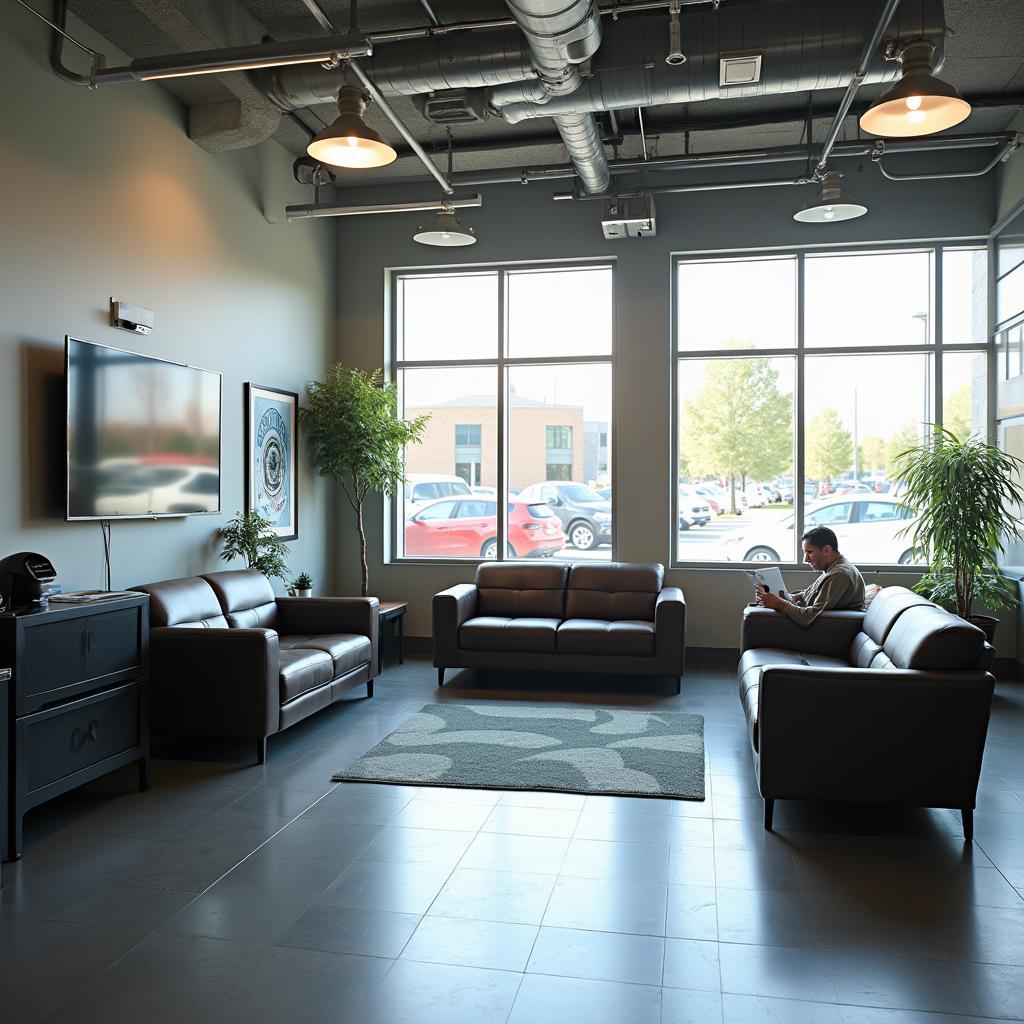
[757,525,866,626]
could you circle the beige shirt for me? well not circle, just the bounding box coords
[784,554,866,627]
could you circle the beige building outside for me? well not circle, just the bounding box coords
[405,394,587,492]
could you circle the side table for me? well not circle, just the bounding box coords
[378,601,408,670]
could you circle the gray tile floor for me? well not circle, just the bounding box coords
[2,659,1024,1023]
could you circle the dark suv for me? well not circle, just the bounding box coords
[517,481,612,550]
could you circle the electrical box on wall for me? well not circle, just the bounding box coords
[110,298,154,335]
[601,194,656,239]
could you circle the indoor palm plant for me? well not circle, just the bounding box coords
[893,427,1024,643]
[301,365,429,597]
[218,509,291,585]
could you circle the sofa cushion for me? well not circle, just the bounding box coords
[738,647,848,696]
[849,631,881,668]
[863,586,933,645]
[460,616,560,653]
[279,634,371,677]
[883,605,985,670]
[475,563,568,619]
[202,570,278,629]
[279,648,334,703]
[565,563,664,622]
[132,576,228,628]
[556,619,655,657]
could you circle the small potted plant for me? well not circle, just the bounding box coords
[291,572,313,598]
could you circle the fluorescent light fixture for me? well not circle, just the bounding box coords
[793,171,868,223]
[413,207,476,246]
[137,55,328,80]
[860,41,971,138]
[307,85,397,168]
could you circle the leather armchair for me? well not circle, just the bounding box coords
[134,570,378,763]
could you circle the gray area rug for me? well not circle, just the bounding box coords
[333,704,705,800]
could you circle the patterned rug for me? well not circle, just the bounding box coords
[333,704,705,800]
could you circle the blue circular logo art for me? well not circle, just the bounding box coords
[255,407,290,523]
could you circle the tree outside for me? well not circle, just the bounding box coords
[858,435,888,475]
[806,407,853,483]
[679,350,792,511]
[886,422,924,475]
[944,382,973,440]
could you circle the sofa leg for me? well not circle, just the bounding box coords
[366,679,374,699]
[962,808,974,842]
[256,737,267,766]
[763,798,775,831]
[437,667,445,687]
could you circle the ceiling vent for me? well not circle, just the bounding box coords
[413,90,490,125]
[719,52,763,87]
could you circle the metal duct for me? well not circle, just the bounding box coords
[255,28,538,108]
[500,0,610,193]
[494,0,946,123]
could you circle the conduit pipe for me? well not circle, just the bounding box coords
[872,134,1021,181]
[286,194,483,220]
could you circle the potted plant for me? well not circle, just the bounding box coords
[291,572,313,598]
[218,509,290,585]
[301,365,429,597]
[893,427,1024,645]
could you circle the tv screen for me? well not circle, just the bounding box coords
[66,337,222,520]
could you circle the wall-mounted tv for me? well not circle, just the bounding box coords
[66,337,222,520]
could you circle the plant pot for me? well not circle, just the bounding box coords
[295,588,312,598]
[970,614,998,646]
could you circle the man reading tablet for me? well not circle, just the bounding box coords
[756,526,866,626]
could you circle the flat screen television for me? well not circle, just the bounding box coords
[66,336,222,520]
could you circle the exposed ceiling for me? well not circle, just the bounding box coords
[64,0,1024,189]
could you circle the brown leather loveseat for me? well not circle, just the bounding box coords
[739,586,995,839]
[433,562,686,690]
[133,569,378,763]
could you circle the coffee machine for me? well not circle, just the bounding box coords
[0,553,59,611]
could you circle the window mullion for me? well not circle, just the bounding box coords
[497,269,507,560]
[794,252,806,564]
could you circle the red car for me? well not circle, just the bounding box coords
[405,497,565,558]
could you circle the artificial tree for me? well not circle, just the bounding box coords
[218,510,290,584]
[894,427,1024,638]
[301,365,428,597]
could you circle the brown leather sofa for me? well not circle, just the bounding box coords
[739,586,995,839]
[433,562,686,690]
[133,570,378,764]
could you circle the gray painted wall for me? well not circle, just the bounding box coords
[333,156,1002,651]
[0,9,337,595]
[995,112,1024,226]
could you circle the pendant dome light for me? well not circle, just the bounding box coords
[307,85,397,168]
[860,41,971,138]
[793,170,868,223]
[413,130,477,246]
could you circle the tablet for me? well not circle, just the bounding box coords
[742,567,788,598]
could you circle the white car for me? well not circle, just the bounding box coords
[404,473,472,515]
[722,494,918,564]
[678,486,712,529]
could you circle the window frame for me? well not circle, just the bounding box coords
[671,239,992,571]
[387,257,615,565]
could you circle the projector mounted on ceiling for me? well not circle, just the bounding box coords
[602,194,656,239]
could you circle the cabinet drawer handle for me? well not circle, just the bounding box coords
[71,719,101,750]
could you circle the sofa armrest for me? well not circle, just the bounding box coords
[433,584,478,668]
[654,587,686,675]
[755,664,994,808]
[149,627,280,738]
[276,597,380,676]
[741,606,864,658]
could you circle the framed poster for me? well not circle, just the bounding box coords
[245,383,298,540]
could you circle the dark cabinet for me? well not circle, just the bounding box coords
[1,596,150,860]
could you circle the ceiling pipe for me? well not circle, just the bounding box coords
[440,131,1014,187]
[814,0,902,177]
[872,134,1020,180]
[286,194,483,220]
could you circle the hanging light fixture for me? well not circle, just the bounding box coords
[860,41,971,138]
[666,0,686,65]
[307,85,397,168]
[413,130,477,246]
[793,170,868,223]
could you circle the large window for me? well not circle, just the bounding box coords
[674,245,989,566]
[393,263,613,562]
